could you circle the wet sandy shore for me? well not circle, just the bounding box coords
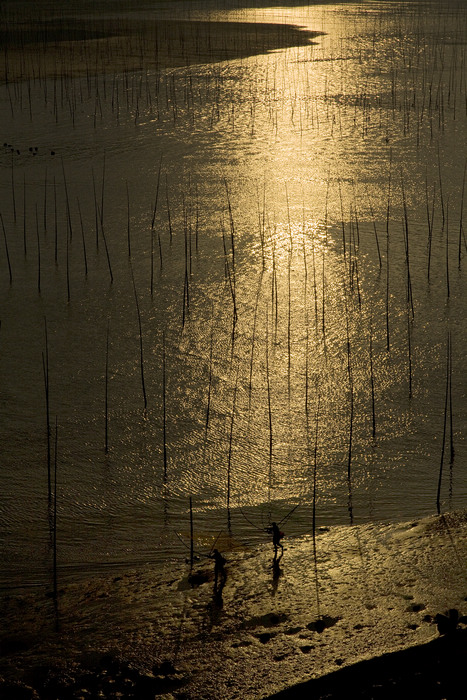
[2,511,467,698]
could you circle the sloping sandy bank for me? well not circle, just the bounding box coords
[1,511,467,698]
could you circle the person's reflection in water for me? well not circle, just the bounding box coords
[271,550,283,596]
[205,549,227,631]
[210,548,227,598]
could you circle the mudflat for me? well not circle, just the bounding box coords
[2,512,467,698]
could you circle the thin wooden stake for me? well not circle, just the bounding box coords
[369,314,376,439]
[11,152,16,223]
[227,364,239,516]
[449,331,454,465]
[205,320,214,442]
[0,212,12,284]
[458,158,466,269]
[77,199,88,276]
[23,174,27,255]
[189,496,194,569]
[131,266,147,416]
[312,394,321,619]
[126,180,131,258]
[162,330,167,478]
[61,157,73,241]
[385,154,392,352]
[54,176,58,264]
[53,416,58,602]
[105,320,110,453]
[42,318,51,502]
[369,199,382,270]
[266,307,273,502]
[151,155,163,229]
[436,331,450,515]
[36,204,41,294]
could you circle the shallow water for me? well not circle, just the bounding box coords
[0,0,466,588]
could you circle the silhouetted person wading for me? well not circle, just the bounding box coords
[210,548,227,591]
[267,522,284,558]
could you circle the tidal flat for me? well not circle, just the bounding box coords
[2,512,467,698]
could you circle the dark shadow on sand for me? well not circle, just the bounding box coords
[264,629,467,699]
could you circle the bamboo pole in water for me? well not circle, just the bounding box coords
[321,247,327,352]
[449,331,454,467]
[0,212,12,284]
[338,178,346,262]
[53,176,58,264]
[162,330,167,479]
[43,167,48,233]
[310,229,318,335]
[92,168,99,249]
[23,174,27,256]
[312,394,321,620]
[188,179,193,277]
[105,320,110,454]
[224,179,238,324]
[445,199,450,299]
[369,313,376,439]
[205,319,214,442]
[221,218,229,280]
[248,275,263,428]
[324,168,330,247]
[257,184,266,270]
[165,174,173,244]
[53,416,58,603]
[352,217,362,309]
[271,237,278,342]
[158,231,163,271]
[343,279,354,524]
[42,318,51,502]
[131,266,147,416]
[301,204,308,302]
[126,180,131,258]
[151,155,163,229]
[425,171,434,282]
[438,146,445,231]
[227,364,238,517]
[66,223,70,302]
[99,215,114,284]
[407,304,413,400]
[61,158,73,242]
[189,496,194,569]
[36,204,41,294]
[194,184,199,254]
[11,151,16,223]
[369,199,382,270]
[100,152,106,231]
[400,171,414,319]
[436,330,450,515]
[385,155,392,352]
[151,157,163,295]
[77,198,88,276]
[182,197,190,327]
[287,239,292,399]
[265,307,273,502]
[458,158,466,269]
[150,222,155,296]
